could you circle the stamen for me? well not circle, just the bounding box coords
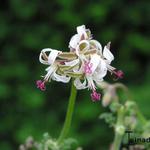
[113,70,124,80]
[36,80,46,91]
[91,90,101,102]
[83,61,93,74]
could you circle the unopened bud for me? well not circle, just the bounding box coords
[115,125,125,135]
[102,92,112,107]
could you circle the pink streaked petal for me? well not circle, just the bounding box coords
[83,61,93,74]
[112,70,124,80]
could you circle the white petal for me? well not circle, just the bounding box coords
[77,25,88,39]
[44,65,56,81]
[74,78,87,90]
[107,64,116,71]
[44,66,54,81]
[65,59,79,67]
[98,58,107,78]
[87,76,96,90]
[90,54,100,73]
[93,59,107,84]
[53,72,71,83]
[103,46,114,63]
[39,48,61,65]
[69,34,80,49]
[41,48,52,53]
[93,69,104,80]
[93,72,104,87]
[39,48,51,65]
[77,25,86,35]
[48,49,61,65]
[94,77,104,86]
[90,40,102,54]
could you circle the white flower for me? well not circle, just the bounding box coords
[39,48,71,83]
[68,25,120,101]
[71,40,112,92]
[69,25,91,51]
[68,26,108,93]
[73,53,103,90]
[37,25,123,102]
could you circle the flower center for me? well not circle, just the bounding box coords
[91,90,101,102]
[36,80,46,91]
[83,61,93,74]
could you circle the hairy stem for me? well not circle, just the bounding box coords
[58,81,77,143]
[136,108,147,125]
[113,106,125,150]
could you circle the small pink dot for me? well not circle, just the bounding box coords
[83,61,93,74]
[113,70,124,80]
[91,90,101,102]
[36,80,46,91]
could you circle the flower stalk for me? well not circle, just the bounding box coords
[136,108,147,125]
[58,81,77,143]
[113,106,125,150]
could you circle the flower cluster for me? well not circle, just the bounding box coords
[36,25,123,102]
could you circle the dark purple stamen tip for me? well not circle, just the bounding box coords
[113,70,124,80]
[36,80,46,91]
[91,90,101,102]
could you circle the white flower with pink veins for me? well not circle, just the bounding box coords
[36,25,124,102]
[69,25,123,101]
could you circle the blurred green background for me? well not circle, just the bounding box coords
[0,0,150,149]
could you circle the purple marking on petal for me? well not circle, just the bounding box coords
[83,61,93,74]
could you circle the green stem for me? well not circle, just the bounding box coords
[113,133,123,150]
[113,106,125,150]
[136,108,147,125]
[58,81,77,143]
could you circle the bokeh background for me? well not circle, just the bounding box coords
[0,0,150,150]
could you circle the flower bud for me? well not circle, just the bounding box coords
[115,125,125,135]
[102,92,112,107]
